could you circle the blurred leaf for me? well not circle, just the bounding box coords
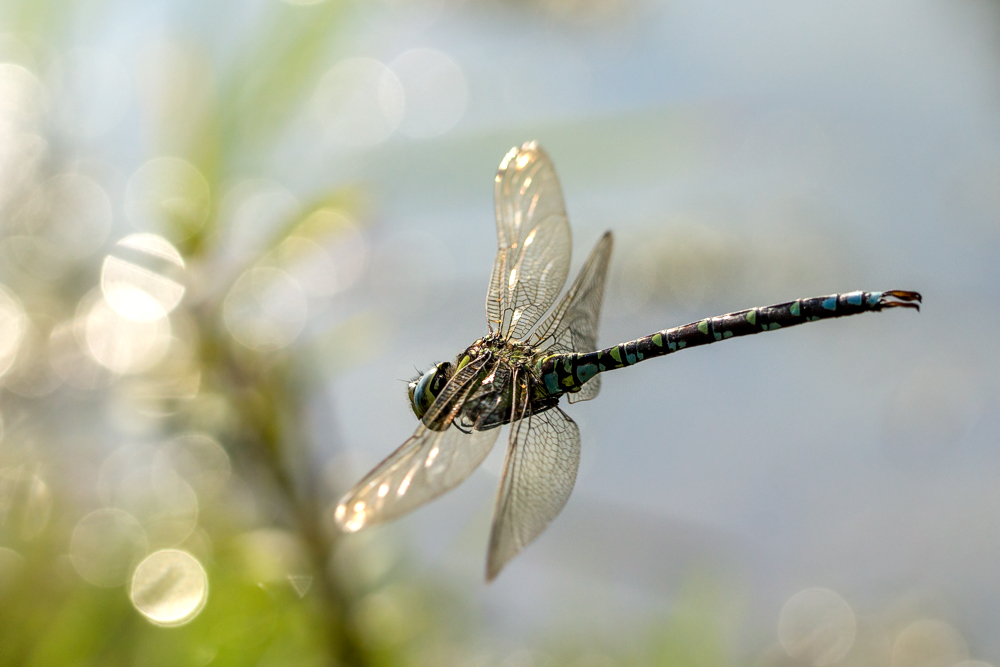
[26,585,135,667]
[220,1,347,152]
[650,573,733,667]
[256,185,368,260]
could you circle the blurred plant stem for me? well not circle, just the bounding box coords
[172,2,372,663]
[199,318,366,665]
[0,0,391,664]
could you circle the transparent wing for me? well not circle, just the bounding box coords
[335,355,503,531]
[486,142,572,341]
[335,423,501,532]
[526,232,613,403]
[486,372,581,581]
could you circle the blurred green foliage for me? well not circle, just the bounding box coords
[0,1,841,666]
[0,1,480,665]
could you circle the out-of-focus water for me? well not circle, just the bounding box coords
[327,0,1000,657]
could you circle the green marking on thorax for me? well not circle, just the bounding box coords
[456,355,470,371]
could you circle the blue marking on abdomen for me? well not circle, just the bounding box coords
[822,297,837,310]
[845,291,863,306]
[867,291,881,306]
[576,363,598,384]
[544,372,560,395]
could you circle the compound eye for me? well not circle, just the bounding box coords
[407,380,418,413]
[409,362,452,419]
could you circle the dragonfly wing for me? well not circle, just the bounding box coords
[487,142,572,341]
[486,379,581,580]
[335,423,501,532]
[527,232,613,403]
[335,354,503,531]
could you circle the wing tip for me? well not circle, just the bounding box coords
[333,498,367,533]
[485,554,506,583]
[499,141,545,173]
[484,517,515,583]
[499,146,519,171]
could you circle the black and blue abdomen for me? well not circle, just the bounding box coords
[536,290,921,397]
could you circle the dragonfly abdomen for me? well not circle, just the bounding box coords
[537,290,921,396]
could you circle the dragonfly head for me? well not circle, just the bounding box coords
[408,361,453,419]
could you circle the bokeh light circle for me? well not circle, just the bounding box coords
[281,208,367,298]
[48,315,115,389]
[223,267,307,350]
[130,549,208,626]
[27,173,113,260]
[0,284,27,380]
[0,63,48,128]
[778,587,856,666]
[101,233,185,322]
[155,433,231,500]
[125,157,211,241]
[239,529,308,584]
[389,48,467,138]
[892,620,968,667]
[223,181,299,260]
[84,290,171,374]
[70,508,148,587]
[3,316,61,397]
[311,58,404,147]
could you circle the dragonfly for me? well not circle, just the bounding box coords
[335,141,921,581]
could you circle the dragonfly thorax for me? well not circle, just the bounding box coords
[408,337,547,423]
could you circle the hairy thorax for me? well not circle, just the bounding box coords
[443,335,560,432]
